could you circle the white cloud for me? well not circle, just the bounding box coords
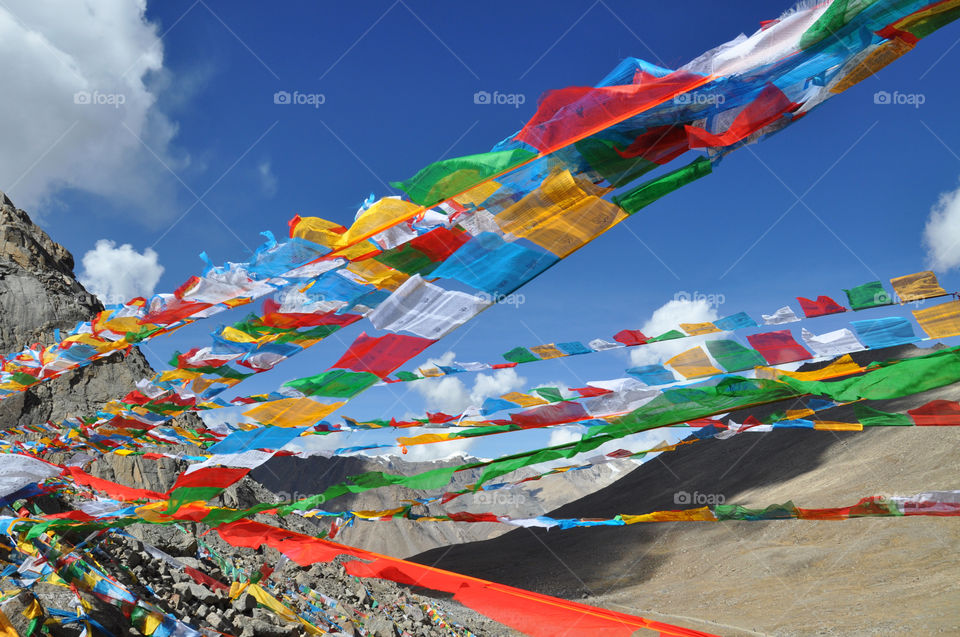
[257,160,277,197]
[414,375,471,414]
[924,178,960,271]
[629,298,721,367]
[424,350,456,368]
[412,354,526,414]
[469,368,525,405]
[547,424,586,448]
[0,1,184,222]
[79,239,164,304]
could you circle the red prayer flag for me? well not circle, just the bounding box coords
[613,329,648,346]
[408,227,471,261]
[746,330,812,365]
[166,467,250,494]
[614,124,689,165]
[686,83,799,149]
[510,401,590,428]
[517,70,710,154]
[330,332,435,378]
[796,295,847,318]
[907,400,960,426]
[572,386,612,397]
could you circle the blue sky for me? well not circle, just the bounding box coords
[4,1,960,459]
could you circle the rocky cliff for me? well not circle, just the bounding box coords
[0,191,154,428]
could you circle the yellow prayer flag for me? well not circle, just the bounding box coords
[397,432,455,446]
[830,38,914,94]
[335,198,422,248]
[500,392,548,407]
[890,270,947,303]
[813,421,863,431]
[621,507,716,524]
[679,322,721,336]
[529,343,567,360]
[913,299,960,338]
[453,180,501,207]
[495,170,624,258]
[291,216,347,248]
[346,259,409,291]
[666,347,722,379]
[756,354,862,381]
[245,398,344,428]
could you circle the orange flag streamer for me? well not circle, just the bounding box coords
[216,519,716,637]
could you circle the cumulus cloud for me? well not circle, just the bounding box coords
[469,368,525,405]
[547,424,586,448]
[629,298,721,367]
[79,239,164,304]
[412,351,527,414]
[0,2,184,221]
[923,178,960,271]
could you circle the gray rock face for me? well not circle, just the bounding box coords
[0,191,102,352]
[0,190,155,429]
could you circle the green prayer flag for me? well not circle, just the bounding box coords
[799,0,877,50]
[714,501,799,521]
[843,280,893,311]
[283,369,379,398]
[502,346,539,364]
[781,345,960,402]
[705,339,766,372]
[612,156,712,214]
[374,243,441,275]
[853,403,913,427]
[391,148,536,207]
[574,137,659,188]
[533,386,564,403]
[648,329,686,342]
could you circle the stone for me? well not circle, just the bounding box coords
[173,582,217,606]
[206,613,228,632]
[234,593,258,613]
[365,616,395,637]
